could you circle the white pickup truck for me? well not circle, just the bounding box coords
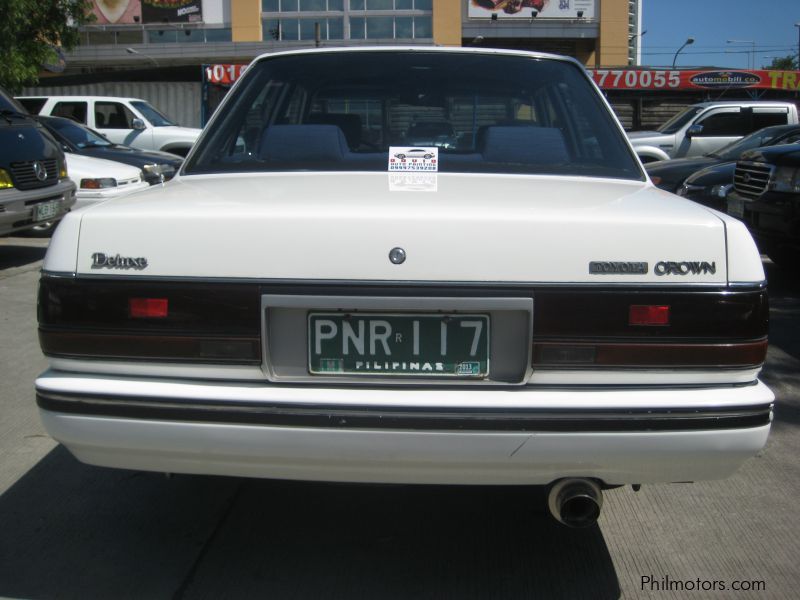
[628,100,799,163]
[17,96,201,157]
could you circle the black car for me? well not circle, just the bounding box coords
[37,116,183,185]
[675,162,739,212]
[727,142,800,268]
[646,124,800,196]
[0,88,75,237]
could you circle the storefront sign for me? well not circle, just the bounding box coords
[468,0,595,20]
[142,0,202,23]
[588,69,800,92]
[204,64,248,86]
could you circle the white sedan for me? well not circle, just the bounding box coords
[65,153,149,210]
[35,48,773,528]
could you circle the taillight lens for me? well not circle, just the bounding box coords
[629,305,670,326]
[129,298,168,318]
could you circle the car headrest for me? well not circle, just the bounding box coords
[259,125,350,162]
[481,126,569,165]
[307,114,362,150]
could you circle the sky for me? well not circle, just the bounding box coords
[641,0,800,69]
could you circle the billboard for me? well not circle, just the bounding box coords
[142,0,202,23]
[91,0,142,25]
[587,69,800,92]
[468,0,595,19]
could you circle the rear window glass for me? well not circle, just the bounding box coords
[52,101,88,124]
[16,97,45,114]
[185,51,642,180]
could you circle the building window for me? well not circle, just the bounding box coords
[413,16,431,37]
[395,16,412,38]
[367,0,393,10]
[348,0,427,7]
[264,0,345,11]
[263,18,345,40]
[350,17,365,39]
[367,16,393,37]
[328,18,344,39]
[346,15,431,39]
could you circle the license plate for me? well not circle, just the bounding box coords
[33,200,61,222]
[308,313,490,377]
[728,198,744,218]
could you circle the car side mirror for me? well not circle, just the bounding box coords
[131,118,146,131]
[686,124,703,138]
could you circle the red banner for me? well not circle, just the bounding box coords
[204,64,248,86]
[587,69,800,92]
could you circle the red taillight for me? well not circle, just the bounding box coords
[129,298,168,318]
[629,305,670,326]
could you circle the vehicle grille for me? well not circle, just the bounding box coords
[733,161,772,199]
[9,159,59,190]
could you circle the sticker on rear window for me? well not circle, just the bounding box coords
[388,147,438,172]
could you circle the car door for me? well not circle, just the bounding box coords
[93,101,152,149]
[678,107,750,158]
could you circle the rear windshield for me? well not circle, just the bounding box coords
[185,51,643,180]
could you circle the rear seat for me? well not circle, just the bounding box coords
[481,125,569,165]
[257,124,568,169]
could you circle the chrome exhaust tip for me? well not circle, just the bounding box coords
[547,478,603,528]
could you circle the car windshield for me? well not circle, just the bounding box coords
[711,125,795,161]
[657,106,703,134]
[131,101,176,127]
[44,117,112,148]
[185,51,643,180]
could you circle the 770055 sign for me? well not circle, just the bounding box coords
[588,68,800,91]
[590,69,681,90]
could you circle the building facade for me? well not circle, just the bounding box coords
[29,0,640,127]
[64,0,639,72]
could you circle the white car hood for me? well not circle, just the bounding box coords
[65,152,143,182]
[52,172,731,284]
[155,126,201,141]
[627,130,671,143]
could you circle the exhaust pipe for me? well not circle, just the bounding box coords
[547,478,603,528]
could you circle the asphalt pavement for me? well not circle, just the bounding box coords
[1,235,798,599]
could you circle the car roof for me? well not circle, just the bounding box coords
[251,45,585,70]
[689,99,797,108]
[16,95,147,102]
